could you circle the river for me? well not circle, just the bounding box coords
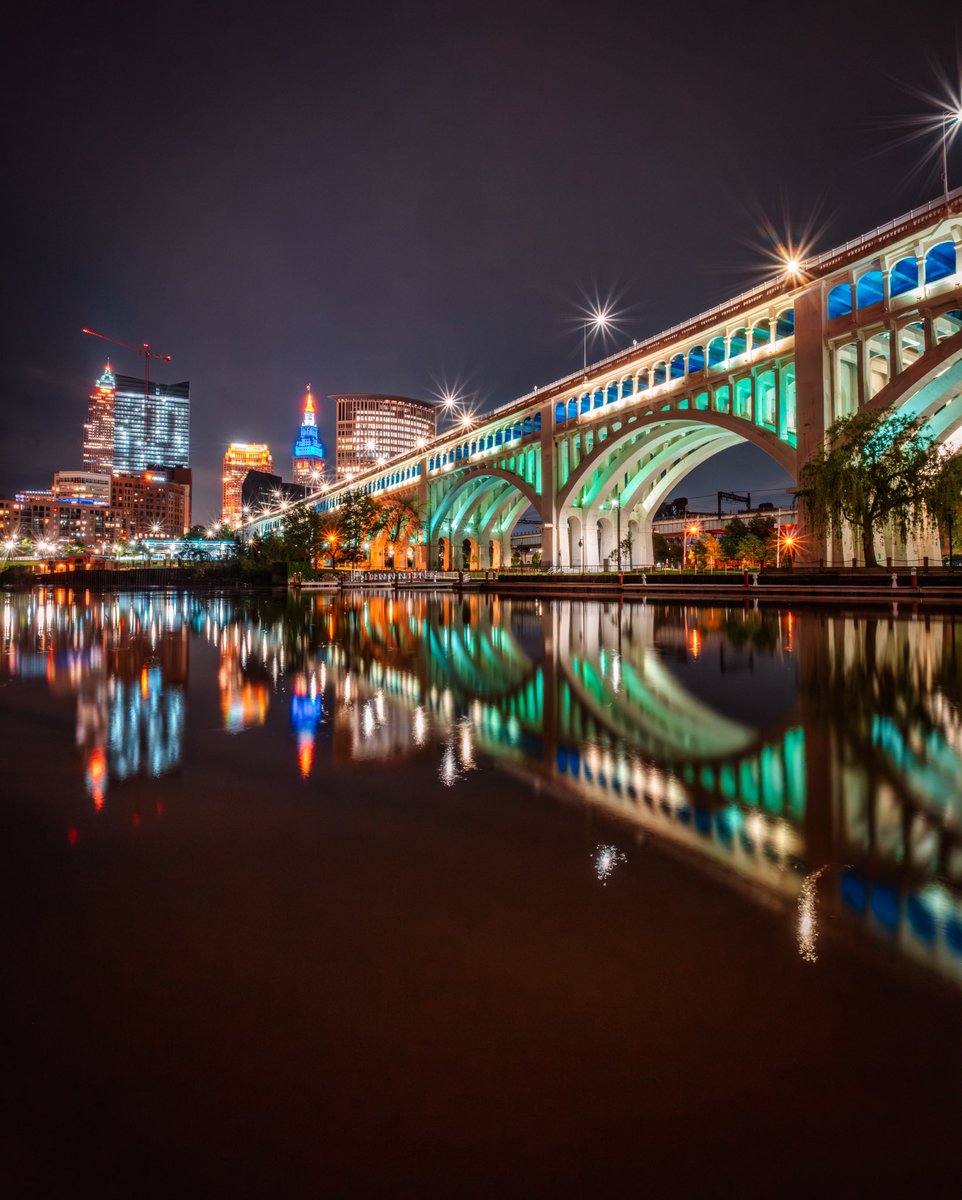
[2,587,960,1194]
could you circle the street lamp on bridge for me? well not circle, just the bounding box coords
[583,305,611,375]
[942,103,962,202]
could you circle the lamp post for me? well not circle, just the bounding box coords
[943,107,962,202]
[682,522,699,571]
[583,307,611,375]
[613,491,622,571]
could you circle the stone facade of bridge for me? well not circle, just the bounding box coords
[251,192,962,567]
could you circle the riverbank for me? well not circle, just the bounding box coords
[482,568,962,607]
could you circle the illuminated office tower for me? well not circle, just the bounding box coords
[112,372,190,472]
[222,442,272,524]
[83,363,116,473]
[332,394,436,480]
[291,386,327,486]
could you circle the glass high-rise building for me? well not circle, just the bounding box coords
[112,372,190,472]
[332,394,436,481]
[83,363,190,474]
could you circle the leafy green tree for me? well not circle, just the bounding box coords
[799,408,944,568]
[736,532,766,567]
[653,532,681,566]
[924,453,962,566]
[702,533,722,570]
[719,517,749,563]
[280,504,323,562]
[337,489,379,565]
[371,496,421,548]
[237,531,283,566]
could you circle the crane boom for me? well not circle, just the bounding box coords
[82,328,171,362]
[82,328,174,423]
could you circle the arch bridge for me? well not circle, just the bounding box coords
[250,190,962,566]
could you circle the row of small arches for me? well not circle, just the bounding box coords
[316,462,423,511]
[827,241,958,319]
[428,412,544,470]
[555,309,795,425]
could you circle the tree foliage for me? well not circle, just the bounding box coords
[798,408,945,567]
[924,453,962,564]
[652,532,680,566]
[279,504,323,562]
[334,489,380,565]
[371,495,421,547]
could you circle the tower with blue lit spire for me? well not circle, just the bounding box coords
[291,385,327,486]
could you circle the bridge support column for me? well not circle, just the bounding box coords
[564,511,582,570]
[581,511,601,570]
[539,401,560,569]
[793,282,830,565]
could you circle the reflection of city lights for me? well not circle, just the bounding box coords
[594,844,626,884]
[797,867,827,963]
[439,746,458,787]
[747,813,765,844]
[458,719,474,768]
[86,745,107,810]
[361,702,375,739]
[413,706,427,747]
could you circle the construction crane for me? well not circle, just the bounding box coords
[81,328,172,408]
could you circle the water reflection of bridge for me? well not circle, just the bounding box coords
[249,592,962,985]
[6,587,962,985]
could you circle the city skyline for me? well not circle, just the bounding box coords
[2,4,960,522]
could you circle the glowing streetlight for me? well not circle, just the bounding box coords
[943,104,962,202]
[583,306,611,375]
[682,522,700,570]
[777,529,797,569]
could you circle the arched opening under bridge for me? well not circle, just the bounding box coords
[556,415,796,569]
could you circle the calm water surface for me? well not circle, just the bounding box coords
[2,587,961,1196]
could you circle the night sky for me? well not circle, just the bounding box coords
[2,1,960,521]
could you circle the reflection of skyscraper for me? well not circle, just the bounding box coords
[291,676,323,777]
[218,641,269,732]
[1,593,190,807]
[291,387,326,486]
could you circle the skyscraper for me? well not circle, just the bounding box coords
[332,394,436,480]
[112,372,190,472]
[82,364,190,474]
[222,443,272,524]
[291,386,327,486]
[83,363,116,474]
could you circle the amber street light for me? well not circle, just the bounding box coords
[682,522,700,570]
